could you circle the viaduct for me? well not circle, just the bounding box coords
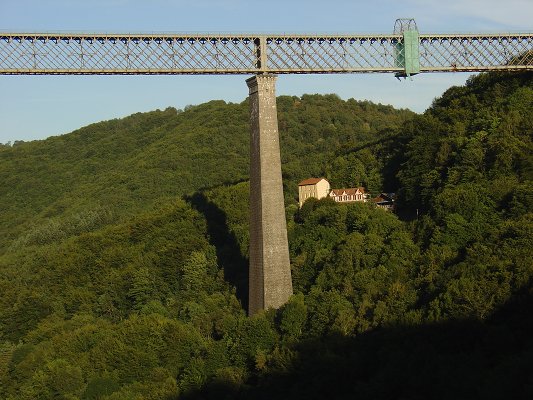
[1,19,532,315]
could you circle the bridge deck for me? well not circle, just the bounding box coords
[0,33,532,74]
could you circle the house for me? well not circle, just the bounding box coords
[298,177,397,211]
[298,178,331,207]
[329,187,368,203]
[372,193,396,211]
[298,178,370,207]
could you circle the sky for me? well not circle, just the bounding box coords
[0,0,531,143]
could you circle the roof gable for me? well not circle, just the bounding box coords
[330,187,366,196]
[374,193,395,201]
[298,177,328,186]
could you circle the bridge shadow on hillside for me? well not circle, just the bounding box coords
[182,288,533,400]
[186,192,249,311]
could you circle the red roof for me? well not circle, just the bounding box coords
[298,177,327,186]
[330,187,365,196]
[372,193,395,202]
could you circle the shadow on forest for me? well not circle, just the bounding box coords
[186,191,249,311]
[183,288,533,400]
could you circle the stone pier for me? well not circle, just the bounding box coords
[246,74,293,316]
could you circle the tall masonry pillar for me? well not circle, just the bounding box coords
[246,74,293,316]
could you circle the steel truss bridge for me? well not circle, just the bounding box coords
[0,31,532,76]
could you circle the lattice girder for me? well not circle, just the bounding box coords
[0,33,531,74]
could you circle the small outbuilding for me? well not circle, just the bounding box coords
[372,193,396,211]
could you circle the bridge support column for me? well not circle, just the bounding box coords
[246,74,293,316]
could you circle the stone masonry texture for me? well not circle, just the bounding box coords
[246,74,293,316]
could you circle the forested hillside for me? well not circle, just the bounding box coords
[0,96,410,252]
[0,72,531,399]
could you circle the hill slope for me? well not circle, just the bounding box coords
[0,96,411,252]
[1,73,532,399]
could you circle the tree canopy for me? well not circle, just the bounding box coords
[1,72,532,399]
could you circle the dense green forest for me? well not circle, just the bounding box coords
[0,71,531,399]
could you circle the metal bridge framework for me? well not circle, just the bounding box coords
[1,32,532,75]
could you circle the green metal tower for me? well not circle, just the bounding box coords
[394,18,421,78]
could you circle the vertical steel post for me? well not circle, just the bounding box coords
[246,74,293,315]
[253,36,269,73]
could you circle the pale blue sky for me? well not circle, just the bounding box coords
[0,0,531,143]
